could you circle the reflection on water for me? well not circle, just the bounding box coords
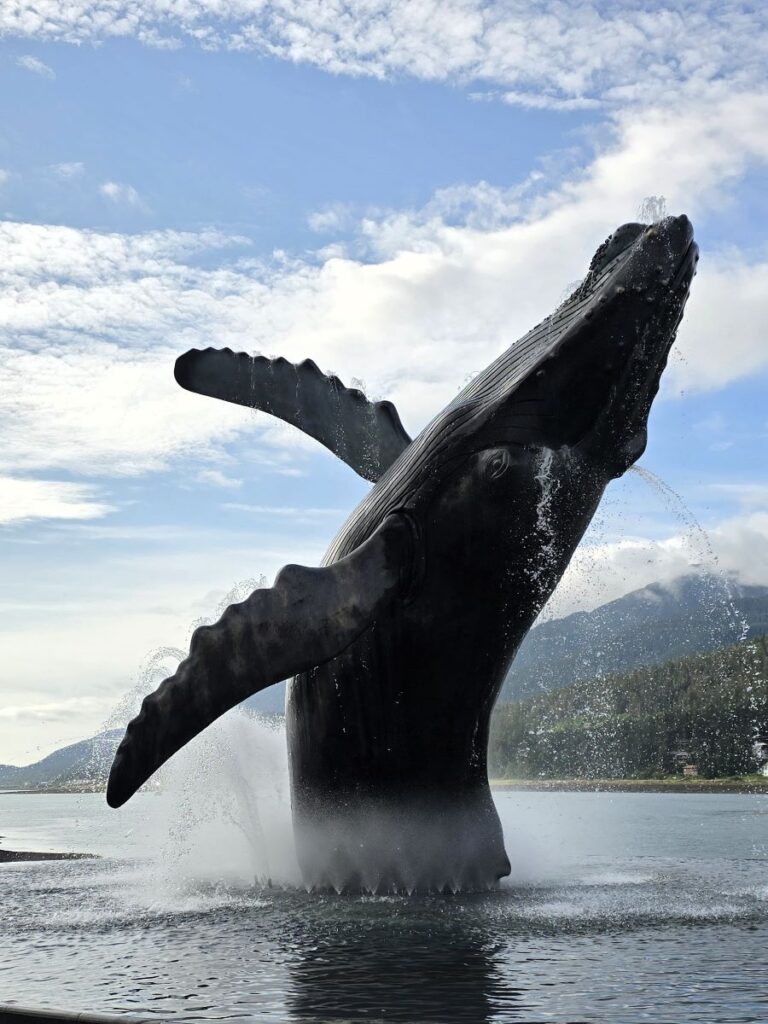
[1,790,767,1022]
[283,895,515,1023]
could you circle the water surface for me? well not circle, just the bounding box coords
[1,789,767,1022]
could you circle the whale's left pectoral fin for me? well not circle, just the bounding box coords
[174,347,412,482]
[106,513,413,808]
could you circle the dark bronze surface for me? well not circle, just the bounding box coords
[174,348,411,481]
[108,216,698,890]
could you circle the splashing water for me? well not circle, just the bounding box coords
[637,195,667,222]
[102,646,188,734]
[531,448,561,599]
[187,577,268,643]
[630,465,763,745]
[524,461,762,718]
[557,279,583,307]
[150,711,299,889]
[630,465,748,643]
[97,709,300,908]
[94,578,301,901]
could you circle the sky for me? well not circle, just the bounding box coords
[1,1,768,764]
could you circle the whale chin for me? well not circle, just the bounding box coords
[293,792,511,894]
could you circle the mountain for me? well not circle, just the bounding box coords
[10,573,768,787]
[0,729,122,791]
[249,575,768,715]
[500,574,768,703]
[490,634,768,779]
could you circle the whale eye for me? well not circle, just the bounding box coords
[484,448,512,481]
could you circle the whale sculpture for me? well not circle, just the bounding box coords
[107,215,698,891]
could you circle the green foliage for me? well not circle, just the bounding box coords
[489,635,768,780]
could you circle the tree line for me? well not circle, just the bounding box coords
[489,635,768,779]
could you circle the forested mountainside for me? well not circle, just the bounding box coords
[490,635,768,779]
[500,574,768,702]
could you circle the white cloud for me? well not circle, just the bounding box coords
[0,696,108,724]
[471,89,601,112]
[2,91,768,488]
[0,343,252,476]
[668,254,768,392]
[0,168,9,186]
[0,221,246,284]
[538,467,768,621]
[358,175,546,236]
[196,468,242,488]
[1,3,767,111]
[709,512,768,585]
[307,204,352,234]
[99,180,146,209]
[0,695,118,767]
[16,54,55,78]
[543,507,768,621]
[0,476,114,524]
[50,161,84,179]
[222,503,347,521]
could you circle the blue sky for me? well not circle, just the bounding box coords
[1,1,768,762]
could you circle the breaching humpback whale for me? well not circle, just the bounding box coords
[107,215,698,891]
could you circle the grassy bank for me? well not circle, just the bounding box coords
[491,775,768,793]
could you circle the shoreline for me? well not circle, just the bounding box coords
[0,849,98,863]
[0,787,105,796]
[3,776,768,798]
[491,777,768,793]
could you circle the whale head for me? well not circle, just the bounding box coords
[337,215,700,620]
[457,214,698,478]
[324,215,698,573]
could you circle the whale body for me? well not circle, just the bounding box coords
[107,215,698,891]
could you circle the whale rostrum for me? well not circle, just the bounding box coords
[107,215,699,892]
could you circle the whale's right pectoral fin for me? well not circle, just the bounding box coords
[174,348,412,482]
[106,513,414,808]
